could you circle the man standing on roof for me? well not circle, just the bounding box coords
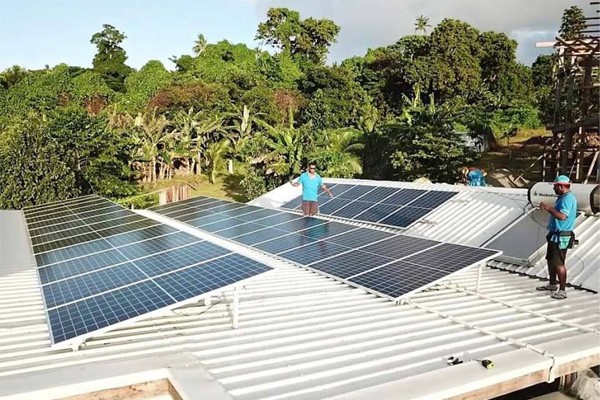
[537,175,578,300]
[291,162,333,216]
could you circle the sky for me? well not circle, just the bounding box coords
[0,0,590,72]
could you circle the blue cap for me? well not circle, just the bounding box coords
[553,175,571,184]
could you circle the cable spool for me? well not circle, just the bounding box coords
[527,183,599,215]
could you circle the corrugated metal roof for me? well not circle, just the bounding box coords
[0,208,599,400]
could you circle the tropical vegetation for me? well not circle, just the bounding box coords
[0,6,584,208]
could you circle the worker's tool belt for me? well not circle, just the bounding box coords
[547,231,577,249]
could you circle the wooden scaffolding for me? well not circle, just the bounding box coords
[536,2,600,183]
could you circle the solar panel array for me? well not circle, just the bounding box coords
[24,195,272,346]
[150,196,500,301]
[281,184,458,228]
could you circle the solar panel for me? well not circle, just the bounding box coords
[348,261,450,299]
[402,243,499,271]
[378,206,432,228]
[234,227,293,246]
[25,195,273,347]
[39,250,129,284]
[279,241,350,265]
[316,198,351,214]
[359,235,439,260]
[216,222,269,239]
[326,228,393,248]
[381,189,427,206]
[280,184,457,230]
[149,195,501,303]
[337,185,376,200]
[331,201,376,219]
[254,233,318,254]
[309,249,394,279]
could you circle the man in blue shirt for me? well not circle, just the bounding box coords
[291,162,333,216]
[536,175,578,300]
[461,167,487,186]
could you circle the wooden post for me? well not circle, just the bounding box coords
[584,151,600,184]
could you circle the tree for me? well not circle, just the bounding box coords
[90,24,133,92]
[414,15,431,34]
[309,129,363,178]
[388,94,474,182]
[559,6,586,40]
[193,34,207,55]
[0,65,28,89]
[123,60,172,112]
[256,8,340,67]
[478,32,517,90]
[204,138,230,183]
[429,19,482,100]
[47,107,135,197]
[0,116,77,208]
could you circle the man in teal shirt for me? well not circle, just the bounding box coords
[291,162,333,216]
[537,175,578,300]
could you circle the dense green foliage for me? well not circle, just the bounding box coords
[1,6,574,208]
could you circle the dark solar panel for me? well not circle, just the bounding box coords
[331,201,376,219]
[35,239,114,267]
[337,185,376,200]
[326,228,393,249]
[357,187,400,203]
[381,189,427,206]
[360,235,439,260]
[297,221,356,240]
[309,249,393,279]
[131,242,231,276]
[116,232,201,260]
[409,191,457,209]
[253,233,317,254]
[265,217,326,233]
[348,261,449,299]
[252,212,303,226]
[43,262,148,308]
[317,198,351,214]
[216,222,268,238]
[236,208,282,222]
[234,227,293,246]
[378,206,432,228]
[353,203,400,223]
[403,243,499,271]
[153,254,272,302]
[39,250,129,284]
[279,241,350,265]
[47,280,177,344]
[104,225,178,247]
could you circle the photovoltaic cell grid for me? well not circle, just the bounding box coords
[149,196,501,301]
[23,195,272,346]
[281,185,458,229]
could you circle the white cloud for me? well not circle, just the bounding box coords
[250,0,582,65]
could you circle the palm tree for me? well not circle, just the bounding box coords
[261,125,305,180]
[193,34,207,56]
[415,15,431,34]
[311,129,363,178]
[223,104,267,172]
[204,139,230,184]
[132,109,169,183]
